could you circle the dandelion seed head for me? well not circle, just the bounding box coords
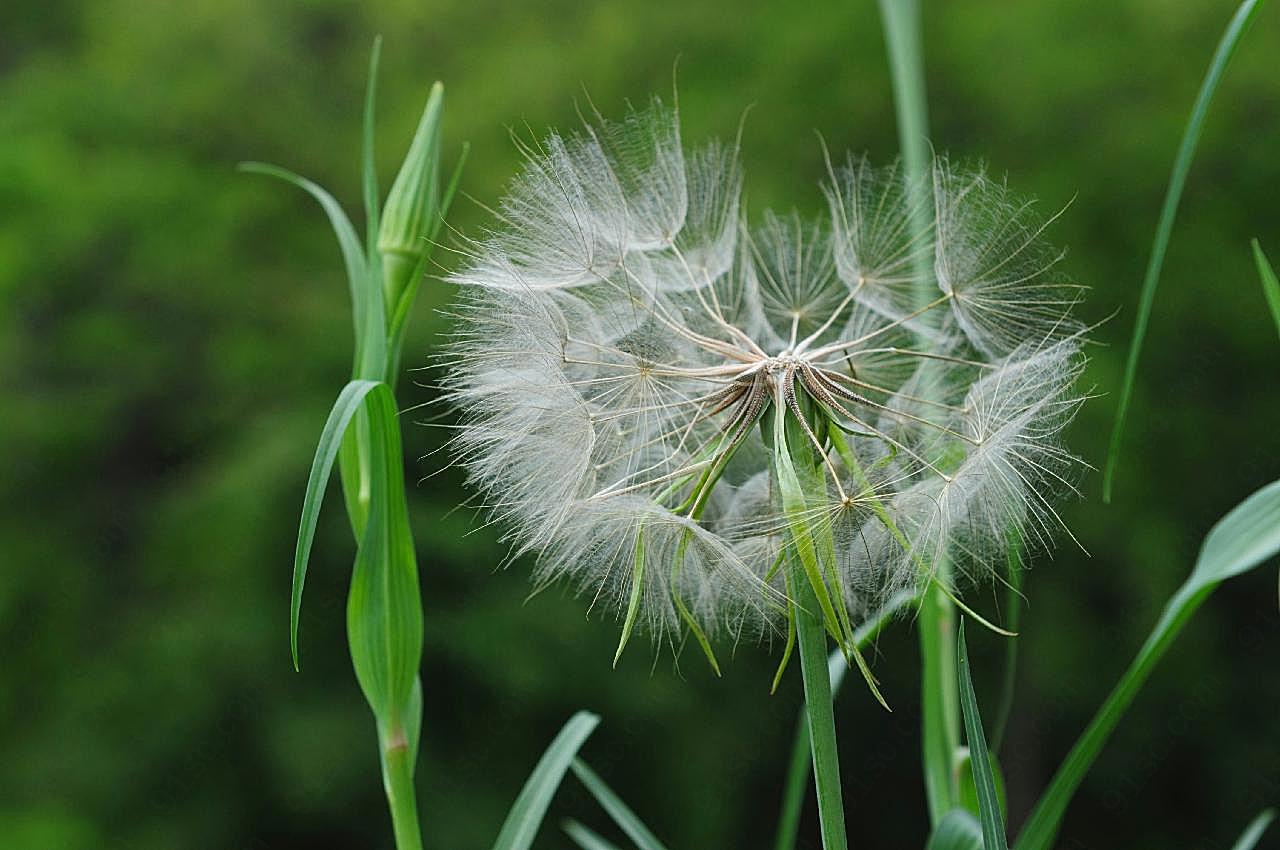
[442,99,1088,659]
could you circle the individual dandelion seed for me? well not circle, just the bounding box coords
[440,97,1087,686]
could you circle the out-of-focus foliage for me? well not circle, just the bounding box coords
[1,1,1277,849]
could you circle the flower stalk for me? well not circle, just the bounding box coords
[252,39,464,850]
[876,0,963,823]
[775,397,851,850]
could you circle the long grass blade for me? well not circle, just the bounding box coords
[237,162,368,358]
[570,759,669,850]
[957,621,1008,850]
[1229,808,1277,850]
[491,711,602,850]
[362,36,383,254]
[289,379,383,670]
[1015,478,1280,850]
[990,529,1024,753]
[1251,239,1280,340]
[1103,0,1265,502]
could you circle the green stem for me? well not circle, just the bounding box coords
[876,0,958,824]
[876,0,932,310]
[383,729,424,850]
[790,555,849,850]
[773,598,914,850]
[919,579,960,823]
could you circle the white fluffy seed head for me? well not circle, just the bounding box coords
[441,99,1088,655]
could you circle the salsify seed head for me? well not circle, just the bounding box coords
[441,98,1087,665]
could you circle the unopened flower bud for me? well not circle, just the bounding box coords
[378,81,444,314]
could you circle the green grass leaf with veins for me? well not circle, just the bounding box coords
[1015,478,1280,850]
[957,621,1008,850]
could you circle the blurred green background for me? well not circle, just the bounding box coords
[3,0,1279,848]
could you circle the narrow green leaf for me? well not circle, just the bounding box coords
[345,383,422,724]
[563,819,623,850]
[237,161,368,362]
[1103,0,1265,502]
[772,402,884,706]
[925,810,984,850]
[570,759,669,850]
[1229,808,1277,850]
[990,529,1024,753]
[361,36,383,255]
[354,38,389,383]
[613,528,646,667]
[1250,239,1280,341]
[491,711,602,850]
[956,748,1007,825]
[289,379,383,670]
[1191,478,1280,589]
[957,621,1008,850]
[671,530,722,674]
[1015,478,1280,850]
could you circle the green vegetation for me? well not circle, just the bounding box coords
[2,1,1279,849]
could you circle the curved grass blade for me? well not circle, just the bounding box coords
[570,759,669,850]
[491,711,601,850]
[237,162,367,358]
[925,809,983,850]
[1015,478,1280,850]
[1103,0,1265,502]
[1251,239,1280,340]
[1229,808,1277,850]
[563,819,624,850]
[290,379,383,670]
[957,621,1008,850]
